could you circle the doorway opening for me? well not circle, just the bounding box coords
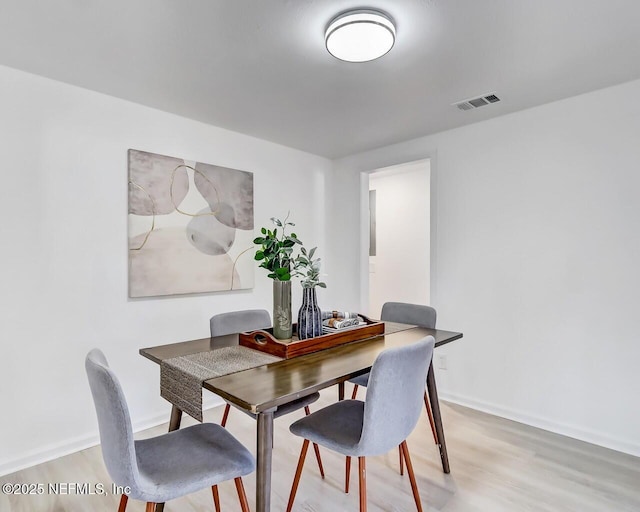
[365,159,431,317]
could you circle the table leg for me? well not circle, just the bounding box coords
[168,405,183,431]
[426,361,450,474]
[156,406,183,512]
[256,408,275,512]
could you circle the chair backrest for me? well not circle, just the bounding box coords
[85,349,140,489]
[358,336,435,456]
[210,309,271,337]
[381,302,437,329]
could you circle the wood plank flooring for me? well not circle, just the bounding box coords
[2,389,639,511]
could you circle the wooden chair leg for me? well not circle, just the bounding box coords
[221,403,231,427]
[338,382,345,400]
[423,391,438,444]
[358,457,367,512]
[234,478,250,512]
[351,384,359,399]
[212,485,221,512]
[118,494,128,512]
[286,439,310,512]
[400,441,424,512]
[312,443,325,479]
[399,445,405,475]
[304,406,325,479]
[145,504,156,512]
[345,456,351,493]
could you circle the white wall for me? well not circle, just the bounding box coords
[0,65,334,476]
[331,78,640,456]
[368,162,430,317]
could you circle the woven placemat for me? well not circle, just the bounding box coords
[161,346,282,422]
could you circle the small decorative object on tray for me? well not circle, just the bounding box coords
[239,313,384,359]
[321,311,364,333]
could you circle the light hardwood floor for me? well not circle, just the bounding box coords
[2,389,639,512]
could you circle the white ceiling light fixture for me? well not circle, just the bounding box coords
[325,10,396,63]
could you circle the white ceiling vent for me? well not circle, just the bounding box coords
[453,93,501,111]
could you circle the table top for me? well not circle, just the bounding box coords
[140,323,462,414]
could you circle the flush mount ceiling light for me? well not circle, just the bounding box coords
[325,10,396,63]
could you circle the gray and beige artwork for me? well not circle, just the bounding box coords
[128,149,254,297]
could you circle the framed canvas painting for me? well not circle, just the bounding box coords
[128,149,255,297]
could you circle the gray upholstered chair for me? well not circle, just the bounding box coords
[286,336,435,512]
[210,309,325,478]
[348,302,439,479]
[85,349,254,512]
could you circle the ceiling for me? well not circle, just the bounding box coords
[1,0,640,158]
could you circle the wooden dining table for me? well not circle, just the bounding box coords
[140,322,463,512]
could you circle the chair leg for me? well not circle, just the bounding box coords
[345,456,351,493]
[212,485,221,512]
[358,457,367,512]
[286,439,310,512]
[351,384,359,399]
[234,478,250,512]
[399,445,405,475]
[145,504,156,512]
[221,403,231,427]
[304,406,325,479]
[423,391,438,444]
[118,494,128,512]
[312,443,325,479]
[400,441,423,512]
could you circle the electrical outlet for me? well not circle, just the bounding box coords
[438,355,448,370]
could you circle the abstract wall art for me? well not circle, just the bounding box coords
[128,149,255,297]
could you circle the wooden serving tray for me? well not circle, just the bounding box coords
[239,315,385,359]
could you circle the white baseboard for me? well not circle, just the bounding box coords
[439,391,640,458]
[0,397,225,478]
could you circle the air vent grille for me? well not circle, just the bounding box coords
[453,93,501,111]
[469,97,488,108]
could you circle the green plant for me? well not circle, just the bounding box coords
[253,215,303,281]
[297,247,326,289]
